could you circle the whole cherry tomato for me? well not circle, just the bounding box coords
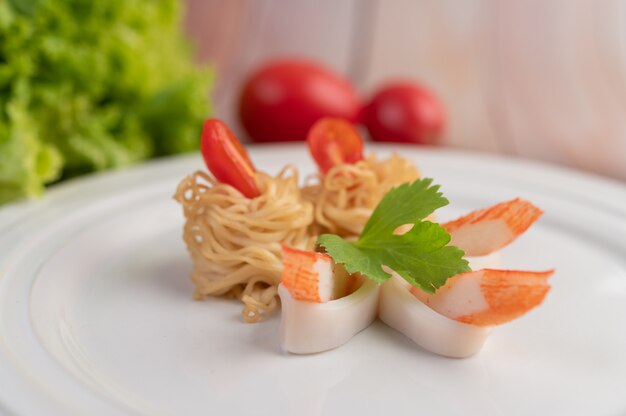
[307,117,364,174]
[200,118,260,198]
[239,59,361,142]
[362,82,445,144]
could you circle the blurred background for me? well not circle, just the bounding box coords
[187,0,626,179]
[2,0,626,205]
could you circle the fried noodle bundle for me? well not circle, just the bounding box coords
[174,166,315,323]
[303,154,420,238]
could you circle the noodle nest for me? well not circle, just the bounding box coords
[174,166,315,323]
[302,153,420,238]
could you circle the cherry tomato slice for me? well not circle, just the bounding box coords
[200,119,260,198]
[307,117,364,174]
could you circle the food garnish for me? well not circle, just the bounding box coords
[318,179,470,293]
[306,117,364,174]
[200,119,260,198]
[307,117,363,173]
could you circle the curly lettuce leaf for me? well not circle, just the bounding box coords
[0,0,212,203]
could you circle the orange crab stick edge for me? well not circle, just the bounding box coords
[444,199,544,257]
[281,245,336,303]
[200,118,260,198]
[307,117,364,174]
[412,269,554,327]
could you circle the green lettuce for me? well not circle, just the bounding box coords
[0,0,212,204]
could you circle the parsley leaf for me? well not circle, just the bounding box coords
[317,234,390,282]
[317,179,470,293]
[360,178,448,242]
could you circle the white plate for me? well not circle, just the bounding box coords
[1,145,626,416]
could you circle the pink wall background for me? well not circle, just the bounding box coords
[185,0,626,182]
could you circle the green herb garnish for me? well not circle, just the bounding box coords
[317,179,470,293]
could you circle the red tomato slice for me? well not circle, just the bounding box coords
[307,117,364,174]
[200,119,260,198]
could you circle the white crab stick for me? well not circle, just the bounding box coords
[377,253,500,358]
[278,280,380,354]
[378,276,490,358]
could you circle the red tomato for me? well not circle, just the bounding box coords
[200,119,260,198]
[239,59,361,142]
[307,117,364,174]
[362,82,445,144]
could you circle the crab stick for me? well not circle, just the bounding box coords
[444,199,543,257]
[279,246,380,354]
[379,275,490,358]
[378,252,500,358]
[379,269,552,358]
[412,269,553,326]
